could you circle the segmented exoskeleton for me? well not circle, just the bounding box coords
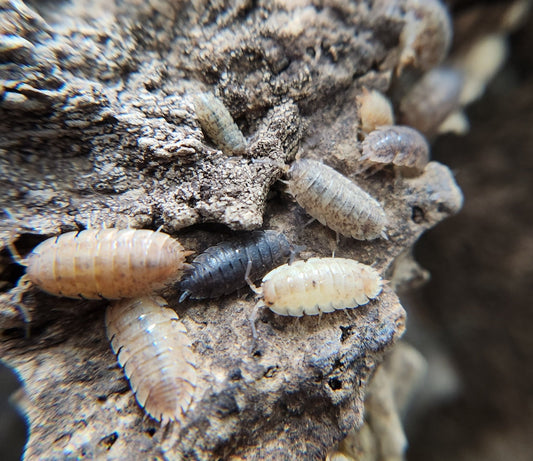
[179,230,294,302]
[106,295,197,425]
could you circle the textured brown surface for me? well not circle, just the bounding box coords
[0,1,464,459]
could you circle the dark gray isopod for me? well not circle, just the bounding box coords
[179,231,294,301]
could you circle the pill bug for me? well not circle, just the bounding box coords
[359,125,429,177]
[357,88,394,135]
[179,230,294,302]
[288,159,388,240]
[21,228,190,299]
[105,295,197,424]
[192,91,247,155]
[259,257,383,317]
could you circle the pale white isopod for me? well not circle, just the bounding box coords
[260,258,383,317]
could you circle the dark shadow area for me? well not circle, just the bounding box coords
[0,362,27,460]
[407,13,533,461]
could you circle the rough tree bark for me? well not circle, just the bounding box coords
[0,1,462,459]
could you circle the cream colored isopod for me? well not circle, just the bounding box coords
[249,257,383,338]
[22,228,191,299]
[105,295,197,425]
[260,258,383,317]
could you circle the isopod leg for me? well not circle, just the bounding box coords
[5,234,26,267]
[9,275,33,337]
[302,217,316,228]
[249,300,265,342]
[289,244,306,264]
[244,260,261,295]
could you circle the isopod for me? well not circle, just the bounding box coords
[359,125,429,177]
[398,0,452,74]
[192,91,246,155]
[288,159,388,240]
[260,258,383,317]
[357,88,394,135]
[105,295,197,424]
[179,230,294,302]
[399,67,464,136]
[17,228,190,299]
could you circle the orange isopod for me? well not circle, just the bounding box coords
[23,228,190,299]
[105,295,197,424]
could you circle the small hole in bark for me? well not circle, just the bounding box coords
[328,377,342,390]
[98,432,118,450]
[264,366,278,378]
[145,427,157,437]
[229,368,242,381]
[96,395,107,402]
[437,202,451,214]
[252,349,262,358]
[340,325,352,342]
[411,206,426,223]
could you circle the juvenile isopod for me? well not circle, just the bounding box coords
[105,295,197,424]
[359,125,429,177]
[249,257,383,337]
[14,228,191,300]
[398,0,452,74]
[179,230,294,302]
[399,67,464,136]
[357,88,395,135]
[192,91,247,155]
[288,159,388,240]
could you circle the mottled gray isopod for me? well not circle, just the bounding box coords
[192,92,246,155]
[288,159,388,240]
[359,125,430,177]
[106,295,197,424]
[179,230,294,301]
[399,67,464,136]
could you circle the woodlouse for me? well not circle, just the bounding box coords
[398,0,452,74]
[192,91,246,155]
[359,125,430,177]
[179,230,294,302]
[288,159,388,240]
[105,295,197,424]
[19,228,190,299]
[357,88,394,135]
[399,67,464,136]
[248,258,383,339]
